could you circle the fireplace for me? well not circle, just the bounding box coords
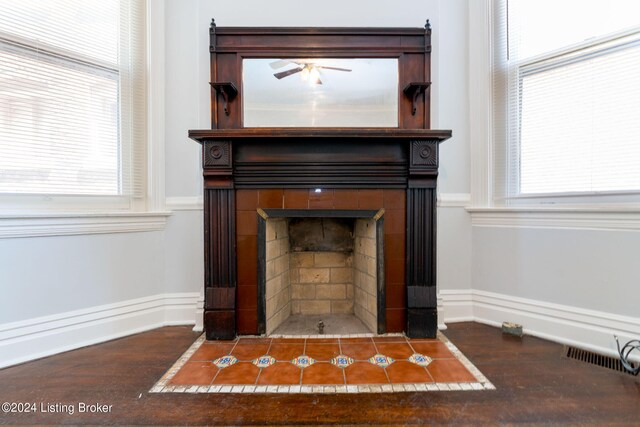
[188,23,451,340]
[259,210,385,335]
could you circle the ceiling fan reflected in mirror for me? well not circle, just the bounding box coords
[269,59,352,85]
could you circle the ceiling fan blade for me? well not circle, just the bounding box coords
[273,67,304,79]
[269,60,293,70]
[319,66,352,72]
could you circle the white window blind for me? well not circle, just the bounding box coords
[494,0,640,202]
[0,0,146,200]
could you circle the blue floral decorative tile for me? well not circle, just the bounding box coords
[408,353,433,367]
[213,355,238,369]
[368,354,395,368]
[252,355,276,368]
[330,355,354,369]
[291,355,316,368]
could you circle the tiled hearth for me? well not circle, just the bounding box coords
[151,333,494,394]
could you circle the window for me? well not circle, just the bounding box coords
[0,0,146,210]
[494,0,640,203]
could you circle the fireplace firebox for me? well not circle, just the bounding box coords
[189,22,451,340]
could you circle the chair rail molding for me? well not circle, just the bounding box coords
[0,212,171,239]
[467,206,640,232]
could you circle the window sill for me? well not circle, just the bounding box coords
[466,206,640,232]
[0,211,172,239]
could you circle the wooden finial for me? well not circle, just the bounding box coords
[210,18,216,30]
[425,19,431,30]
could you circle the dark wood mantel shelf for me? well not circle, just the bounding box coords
[189,128,452,142]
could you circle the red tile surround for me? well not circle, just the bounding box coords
[235,189,407,334]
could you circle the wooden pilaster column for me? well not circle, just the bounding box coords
[405,139,439,338]
[202,140,237,340]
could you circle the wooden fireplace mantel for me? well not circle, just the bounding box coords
[189,22,452,340]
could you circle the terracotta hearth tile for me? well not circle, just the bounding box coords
[305,343,340,361]
[384,234,405,261]
[236,309,258,335]
[271,338,306,344]
[236,285,257,310]
[257,362,302,385]
[385,258,405,285]
[283,189,309,209]
[358,189,384,209]
[169,361,218,385]
[231,343,270,361]
[258,189,284,208]
[339,337,374,344]
[237,337,273,345]
[154,333,494,393]
[385,309,406,333]
[268,343,305,361]
[344,362,388,385]
[308,338,339,344]
[372,335,407,343]
[301,362,345,385]
[386,361,432,384]
[308,189,334,208]
[236,211,258,236]
[212,362,260,385]
[384,209,406,234]
[375,343,414,359]
[236,190,258,210]
[409,341,455,359]
[189,343,236,362]
[333,189,359,209]
[386,285,406,309]
[427,359,477,383]
[383,189,406,209]
[340,343,377,361]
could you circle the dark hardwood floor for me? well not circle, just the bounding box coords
[0,322,638,425]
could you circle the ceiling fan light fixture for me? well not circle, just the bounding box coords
[309,66,321,85]
[301,66,310,81]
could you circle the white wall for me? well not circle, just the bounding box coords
[472,227,639,317]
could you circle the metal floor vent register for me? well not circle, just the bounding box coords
[564,346,639,377]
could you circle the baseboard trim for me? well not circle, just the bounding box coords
[0,292,199,369]
[440,289,640,361]
[6,289,637,369]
